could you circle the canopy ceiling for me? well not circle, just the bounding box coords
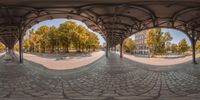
[0,0,200,47]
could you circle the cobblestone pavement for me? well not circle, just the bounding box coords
[0,53,200,100]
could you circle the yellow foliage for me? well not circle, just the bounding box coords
[0,42,5,52]
[196,40,200,50]
[176,38,189,53]
[123,38,136,53]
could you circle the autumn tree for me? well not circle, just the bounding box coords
[123,38,136,54]
[165,42,171,54]
[0,42,5,52]
[145,28,161,56]
[196,40,200,52]
[86,33,100,52]
[58,21,77,52]
[23,38,30,52]
[35,26,50,53]
[145,28,172,56]
[24,21,100,53]
[72,25,88,52]
[28,29,40,52]
[177,38,189,54]
[171,44,178,53]
[46,26,57,53]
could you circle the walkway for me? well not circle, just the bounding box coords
[120,52,200,66]
[0,53,200,100]
[0,52,4,56]
[23,51,105,70]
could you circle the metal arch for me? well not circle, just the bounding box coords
[20,9,106,38]
[98,13,135,34]
[22,8,84,24]
[186,17,200,28]
[106,6,118,41]
[79,3,157,31]
[124,4,157,22]
[97,14,141,22]
[24,18,106,39]
[78,3,126,10]
[134,17,196,37]
[0,37,6,46]
[20,7,101,32]
[23,8,77,19]
[0,5,37,24]
[103,24,131,33]
[117,24,193,46]
[186,17,200,24]
[0,5,36,12]
[104,29,127,33]
[79,3,156,19]
[172,6,200,21]
[153,6,200,38]
[186,24,200,34]
[103,26,128,30]
[104,22,132,27]
[0,2,199,46]
[76,4,156,40]
[99,15,142,35]
[103,22,132,28]
[78,9,99,21]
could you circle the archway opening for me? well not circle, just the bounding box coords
[15,18,106,70]
[117,28,199,66]
[0,42,5,56]
[0,41,19,62]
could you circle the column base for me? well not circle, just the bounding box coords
[192,61,198,64]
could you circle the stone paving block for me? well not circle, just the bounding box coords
[1,53,200,99]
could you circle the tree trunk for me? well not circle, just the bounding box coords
[89,46,91,52]
[51,45,54,53]
[78,36,81,52]
[66,45,69,53]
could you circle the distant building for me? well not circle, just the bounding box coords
[134,30,150,55]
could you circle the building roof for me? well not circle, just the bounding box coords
[0,0,199,47]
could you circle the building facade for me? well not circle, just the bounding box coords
[134,30,150,55]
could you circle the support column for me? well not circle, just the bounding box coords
[120,37,123,58]
[106,41,109,57]
[19,35,23,63]
[191,32,197,64]
[114,46,117,53]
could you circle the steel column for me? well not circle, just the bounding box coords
[19,35,23,63]
[114,46,117,53]
[120,37,123,58]
[191,32,197,64]
[106,41,109,57]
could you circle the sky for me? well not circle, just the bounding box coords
[161,28,190,45]
[27,18,191,46]
[26,18,106,45]
[129,28,191,45]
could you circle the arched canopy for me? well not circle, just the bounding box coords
[0,0,200,47]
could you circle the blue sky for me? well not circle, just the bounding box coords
[27,18,106,45]
[27,19,191,45]
[161,28,190,45]
[130,28,191,45]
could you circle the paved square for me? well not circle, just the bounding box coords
[0,53,200,100]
